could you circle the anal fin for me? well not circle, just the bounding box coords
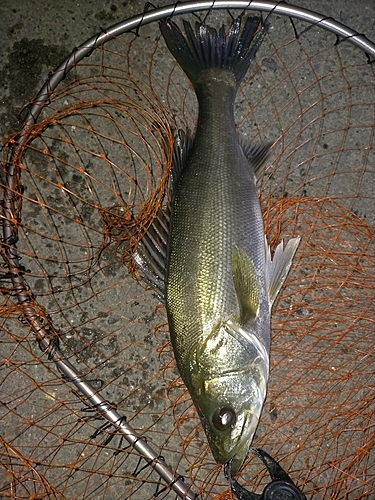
[240,141,271,178]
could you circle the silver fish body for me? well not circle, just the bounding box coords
[167,72,269,351]
[166,75,271,474]
[135,17,300,474]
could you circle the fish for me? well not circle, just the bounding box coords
[133,15,300,475]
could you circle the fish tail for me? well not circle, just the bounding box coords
[159,16,269,88]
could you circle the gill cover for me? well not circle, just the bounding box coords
[188,319,270,472]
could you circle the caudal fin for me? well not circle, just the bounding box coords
[160,16,269,89]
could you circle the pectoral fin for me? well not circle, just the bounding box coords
[265,236,300,306]
[232,247,260,325]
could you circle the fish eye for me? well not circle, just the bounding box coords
[213,407,235,431]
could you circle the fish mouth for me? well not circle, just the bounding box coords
[223,438,251,475]
[226,450,249,475]
[225,409,263,474]
[209,413,255,475]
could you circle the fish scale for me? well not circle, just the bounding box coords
[167,80,266,359]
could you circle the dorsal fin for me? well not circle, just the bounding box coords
[133,131,194,302]
[133,208,170,301]
[168,129,194,194]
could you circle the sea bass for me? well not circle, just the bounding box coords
[134,16,300,474]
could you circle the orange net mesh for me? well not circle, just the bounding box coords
[1,9,374,500]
